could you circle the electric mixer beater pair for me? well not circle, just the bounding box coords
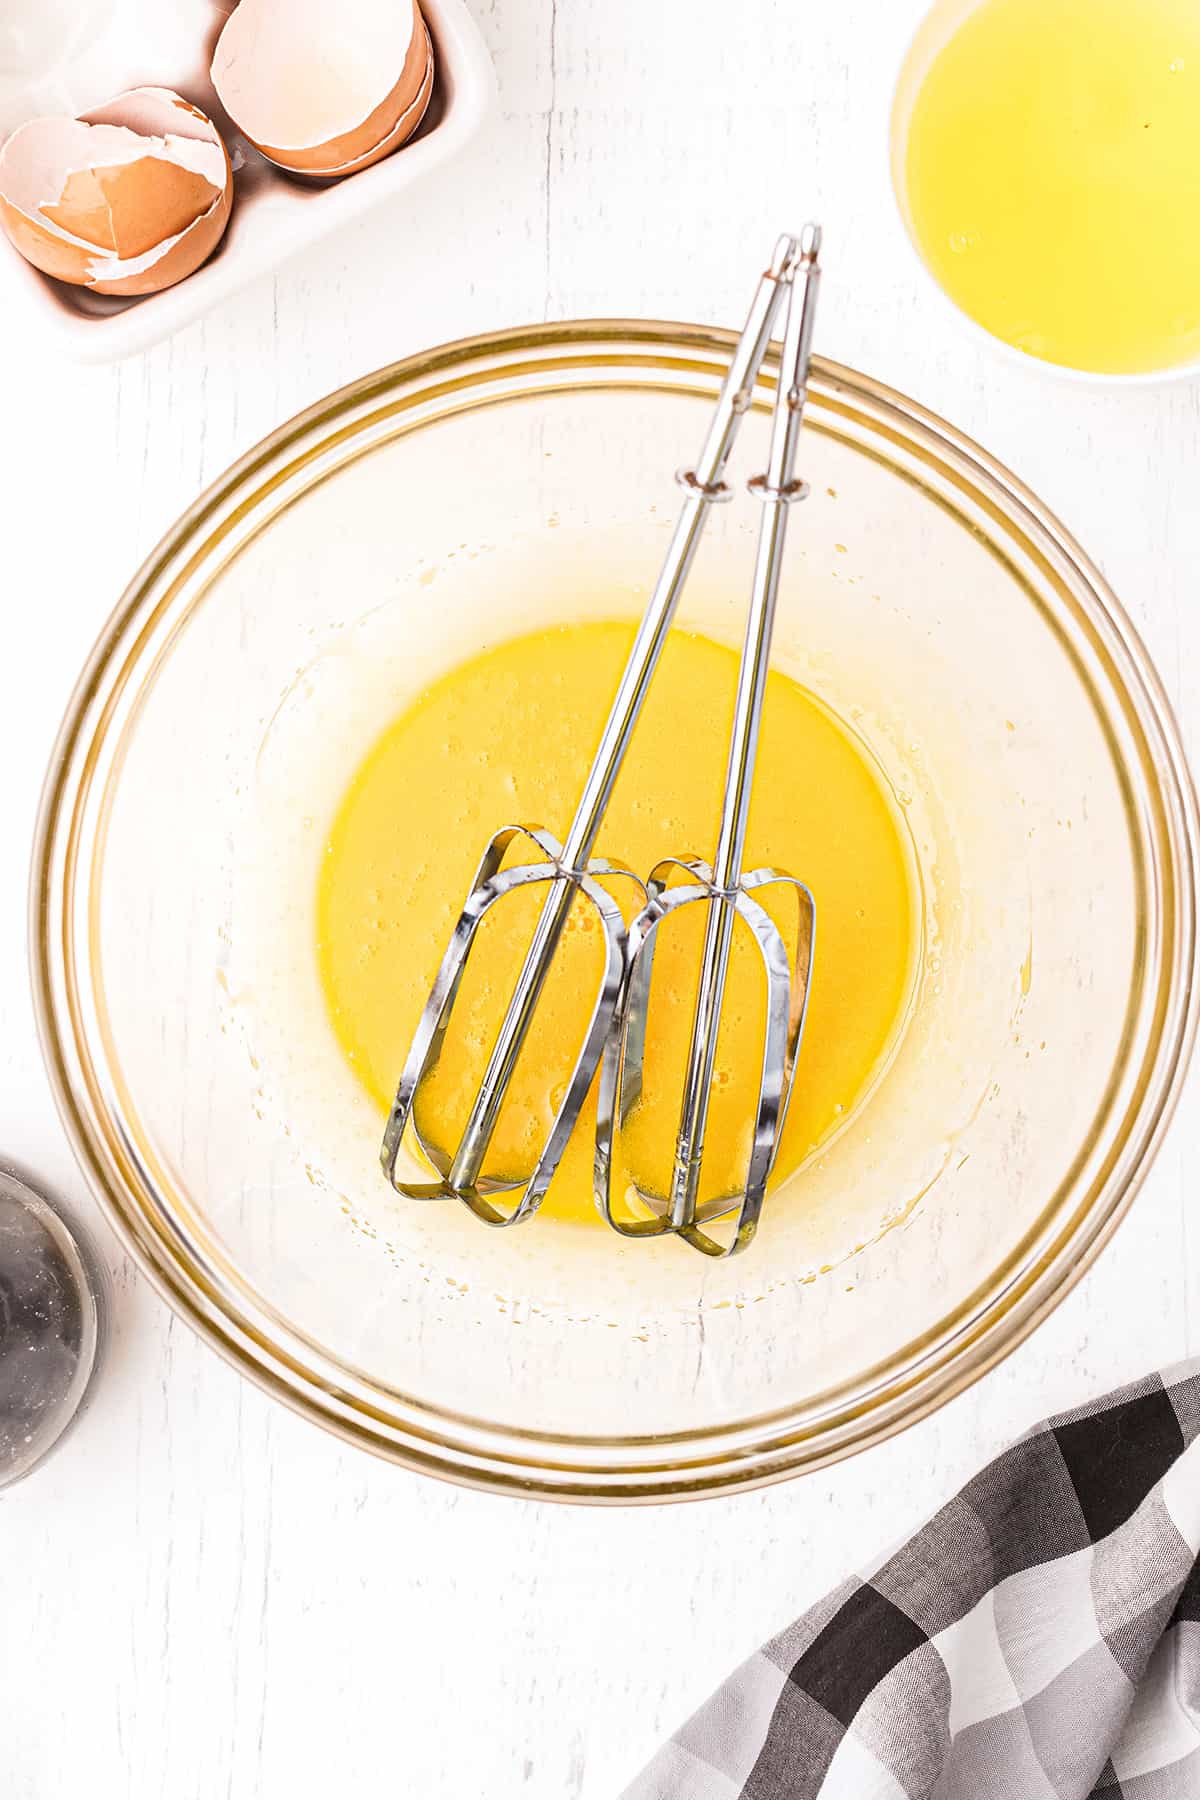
[382,229,823,1258]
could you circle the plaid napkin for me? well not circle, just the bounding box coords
[624,1364,1200,1799]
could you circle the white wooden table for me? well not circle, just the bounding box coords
[3,3,1199,1794]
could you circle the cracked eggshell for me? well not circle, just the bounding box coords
[318,25,435,178]
[0,86,232,297]
[211,0,434,178]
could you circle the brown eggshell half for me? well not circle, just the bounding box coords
[0,86,232,297]
[316,28,435,179]
[211,0,433,178]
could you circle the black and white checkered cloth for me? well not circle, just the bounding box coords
[624,1364,1200,1799]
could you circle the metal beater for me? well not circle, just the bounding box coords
[381,227,822,1255]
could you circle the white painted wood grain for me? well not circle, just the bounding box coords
[2,1,1199,1795]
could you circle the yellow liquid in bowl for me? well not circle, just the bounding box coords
[316,623,918,1224]
[901,0,1200,374]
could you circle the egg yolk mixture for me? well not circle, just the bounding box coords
[316,622,918,1225]
[902,0,1200,374]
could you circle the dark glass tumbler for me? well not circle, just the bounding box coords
[0,1169,105,1490]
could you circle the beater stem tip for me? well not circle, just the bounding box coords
[768,232,801,279]
[771,224,822,282]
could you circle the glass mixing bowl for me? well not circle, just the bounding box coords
[32,323,1199,1500]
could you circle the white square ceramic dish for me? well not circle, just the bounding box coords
[0,0,495,361]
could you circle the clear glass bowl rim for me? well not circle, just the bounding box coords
[30,319,1200,1503]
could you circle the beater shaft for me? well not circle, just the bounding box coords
[669,226,823,1227]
